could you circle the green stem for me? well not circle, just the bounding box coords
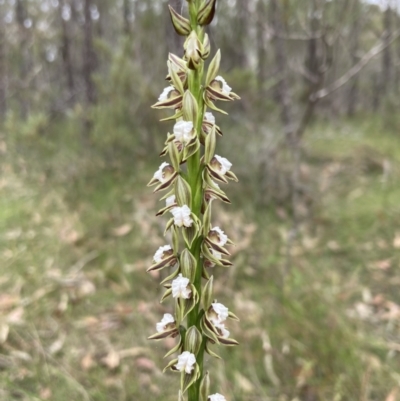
[187,2,205,401]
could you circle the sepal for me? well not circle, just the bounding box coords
[204,95,228,115]
[228,311,240,322]
[168,142,183,171]
[205,50,221,87]
[168,5,191,36]
[163,357,179,373]
[178,285,199,321]
[218,336,239,346]
[147,253,177,272]
[204,125,216,165]
[183,138,200,162]
[199,371,211,401]
[160,266,180,286]
[168,60,185,95]
[201,275,214,310]
[181,363,201,393]
[202,202,212,236]
[182,215,201,248]
[148,327,179,340]
[160,288,173,303]
[198,0,217,26]
[200,314,220,344]
[205,342,221,359]
[202,33,211,59]
[164,335,184,358]
[152,91,183,110]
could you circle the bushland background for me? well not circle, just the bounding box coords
[0,0,400,400]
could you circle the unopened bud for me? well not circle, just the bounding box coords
[183,91,199,124]
[169,5,191,36]
[201,276,214,310]
[175,176,192,206]
[202,34,211,59]
[199,371,211,401]
[197,0,217,26]
[184,31,204,70]
[180,249,197,282]
[185,326,202,354]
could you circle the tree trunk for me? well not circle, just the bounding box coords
[123,0,131,36]
[374,1,394,110]
[381,4,393,98]
[347,3,361,116]
[15,0,29,118]
[59,0,75,105]
[83,0,97,105]
[256,0,268,92]
[270,0,294,137]
[0,6,7,117]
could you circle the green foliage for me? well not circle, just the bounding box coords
[0,114,399,400]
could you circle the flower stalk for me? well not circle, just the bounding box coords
[147,1,240,400]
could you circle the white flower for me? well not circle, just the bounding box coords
[174,120,194,144]
[166,195,176,207]
[158,86,175,102]
[205,112,215,124]
[153,162,170,183]
[211,302,229,324]
[211,226,228,246]
[153,245,172,263]
[215,323,230,338]
[209,394,227,401]
[214,155,232,175]
[175,351,196,374]
[156,313,175,333]
[172,274,192,299]
[215,76,232,95]
[171,205,193,228]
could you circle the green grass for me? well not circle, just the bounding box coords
[0,114,399,400]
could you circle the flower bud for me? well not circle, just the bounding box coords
[174,176,192,207]
[168,141,182,171]
[184,30,204,70]
[202,33,211,59]
[201,276,214,310]
[204,125,216,165]
[185,326,202,354]
[198,0,217,26]
[182,91,199,125]
[180,249,197,283]
[168,5,191,36]
[199,371,211,401]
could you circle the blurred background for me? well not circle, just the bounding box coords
[1,0,400,400]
